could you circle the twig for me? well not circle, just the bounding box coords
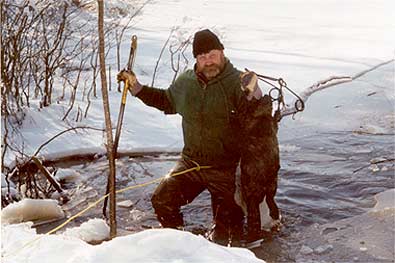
[281,76,352,117]
[151,29,173,87]
[32,126,105,157]
[281,59,394,118]
[6,126,107,177]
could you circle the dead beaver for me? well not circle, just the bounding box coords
[237,71,281,246]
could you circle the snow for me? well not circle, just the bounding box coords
[2,0,394,167]
[1,199,64,224]
[1,174,17,200]
[1,187,19,202]
[1,173,13,187]
[1,223,263,263]
[1,0,394,262]
[2,189,393,262]
[63,218,110,243]
[54,168,82,183]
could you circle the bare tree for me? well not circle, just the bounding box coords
[62,41,87,121]
[115,17,134,92]
[0,0,91,166]
[151,29,192,86]
[151,29,173,87]
[169,35,192,84]
[1,1,75,110]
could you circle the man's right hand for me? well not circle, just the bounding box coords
[117,69,142,96]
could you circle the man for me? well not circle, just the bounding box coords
[117,29,262,246]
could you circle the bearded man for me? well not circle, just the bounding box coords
[118,29,262,246]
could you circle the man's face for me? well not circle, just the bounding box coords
[196,50,225,80]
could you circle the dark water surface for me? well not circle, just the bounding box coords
[52,63,394,262]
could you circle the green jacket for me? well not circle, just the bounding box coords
[137,59,246,167]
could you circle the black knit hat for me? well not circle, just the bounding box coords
[192,29,224,58]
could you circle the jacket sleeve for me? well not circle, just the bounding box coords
[136,85,176,114]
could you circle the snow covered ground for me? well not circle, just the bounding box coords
[2,0,394,166]
[2,219,263,263]
[1,0,395,262]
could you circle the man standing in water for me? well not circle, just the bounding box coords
[117,29,261,246]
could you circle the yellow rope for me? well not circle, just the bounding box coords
[4,163,211,258]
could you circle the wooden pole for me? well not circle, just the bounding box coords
[97,0,117,238]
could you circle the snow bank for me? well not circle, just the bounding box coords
[1,222,91,263]
[63,218,110,243]
[90,229,264,263]
[1,199,64,224]
[1,223,264,263]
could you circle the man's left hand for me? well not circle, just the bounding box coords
[240,71,262,100]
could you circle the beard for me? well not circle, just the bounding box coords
[197,56,226,80]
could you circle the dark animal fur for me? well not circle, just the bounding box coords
[239,94,280,240]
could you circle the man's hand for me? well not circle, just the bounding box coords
[117,69,142,96]
[240,71,262,100]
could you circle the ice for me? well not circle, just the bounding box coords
[279,144,301,153]
[299,245,314,255]
[296,189,395,262]
[117,200,134,208]
[129,208,145,221]
[370,188,395,212]
[314,244,333,254]
[1,199,64,224]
